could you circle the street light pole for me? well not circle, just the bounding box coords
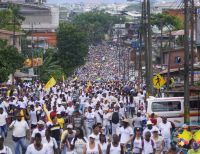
[190,0,194,85]
[184,0,190,124]
[147,0,153,94]
[143,0,148,90]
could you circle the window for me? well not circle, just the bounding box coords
[152,101,181,112]
[175,56,181,64]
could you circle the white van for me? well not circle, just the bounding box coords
[147,97,200,127]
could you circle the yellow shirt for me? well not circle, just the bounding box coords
[188,149,200,154]
[57,118,64,129]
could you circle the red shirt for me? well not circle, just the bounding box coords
[150,118,157,126]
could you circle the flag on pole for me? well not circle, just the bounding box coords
[44,77,56,91]
[62,74,65,82]
[43,104,52,122]
[73,76,78,81]
[86,81,92,93]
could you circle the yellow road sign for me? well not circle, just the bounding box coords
[153,74,166,89]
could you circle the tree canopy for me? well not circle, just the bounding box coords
[38,49,63,82]
[151,13,183,30]
[0,4,24,31]
[0,39,24,83]
[57,23,88,76]
[72,11,126,43]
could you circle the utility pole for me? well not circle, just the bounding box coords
[147,0,153,94]
[12,5,16,46]
[138,1,144,87]
[190,0,194,85]
[160,23,163,65]
[184,0,190,124]
[143,0,149,91]
[167,29,172,91]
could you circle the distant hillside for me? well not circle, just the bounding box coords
[124,3,141,12]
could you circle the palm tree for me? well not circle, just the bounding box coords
[38,49,63,82]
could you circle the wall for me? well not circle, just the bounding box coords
[163,48,185,69]
[0,30,22,51]
[31,32,56,47]
[20,4,59,31]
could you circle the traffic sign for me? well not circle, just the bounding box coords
[153,74,166,89]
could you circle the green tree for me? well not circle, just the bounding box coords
[57,23,88,76]
[0,39,24,83]
[72,11,126,43]
[0,4,24,31]
[0,9,12,30]
[151,13,183,30]
[38,49,63,82]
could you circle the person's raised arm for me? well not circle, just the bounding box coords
[83,144,87,154]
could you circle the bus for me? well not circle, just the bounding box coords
[146,97,200,127]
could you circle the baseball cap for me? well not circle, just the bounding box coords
[89,134,96,139]
[67,124,73,129]
[152,127,159,132]
[147,120,152,125]
[57,111,61,115]
[37,120,45,125]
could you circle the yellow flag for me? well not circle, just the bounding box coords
[73,76,78,81]
[43,104,52,122]
[86,81,92,92]
[44,77,56,90]
[87,81,92,87]
[62,74,65,82]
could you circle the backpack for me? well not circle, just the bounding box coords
[112,112,119,124]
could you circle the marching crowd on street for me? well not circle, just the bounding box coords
[0,43,199,154]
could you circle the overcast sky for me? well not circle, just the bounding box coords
[47,0,171,4]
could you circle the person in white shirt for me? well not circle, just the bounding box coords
[66,102,74,123]
[142,131,156,154]
[83,134,102,154]
[26,133,49,154]
[132,128,143,154]
[143,121,156,138]
[102,110,111,135]
[119,119,133,152]
[70,128,88,154]
[43,128,58,154]
[0,107,8,138]
[94,103,103,124]
[9,114,29,154]
[151,127,164,154]
[158,117,172,153]
[102,99,109,111]
[0,135,12,154]
[57,102,65,113]
[84,107,96,137]
[29,105,38,130]
[106,134,124,154]
[79,94,86,113]
[99,134,108,154]
[119,102,126,119]
[31,120,46,144]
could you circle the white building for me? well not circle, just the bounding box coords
[20,4,59,32]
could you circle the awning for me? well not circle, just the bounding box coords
[14,71,37,78]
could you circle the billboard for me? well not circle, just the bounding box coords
[24,58,43,68]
